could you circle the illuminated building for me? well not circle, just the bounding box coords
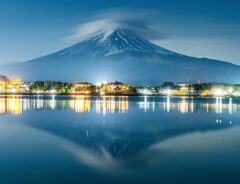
[200,88,232,97]
[6,79,23,93]
[200,90,211,97]
[159,88,175,95]
[0,81,7,93]
[19,82,32,93]
[105,82,129,94]
[71,82,94,94]
[97,82,129,95]
[138,88,153,95]
[99,83,108,95]
[137,86,158,95]
[176,84,195,95]
[0,75,8,93]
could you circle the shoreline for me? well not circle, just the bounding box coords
[0,93,239,98]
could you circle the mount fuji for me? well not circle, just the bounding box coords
[1,29,240,84]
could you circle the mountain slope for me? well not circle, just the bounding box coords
[1,29,240,84]
[54,29,177,57]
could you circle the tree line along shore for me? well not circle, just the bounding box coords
[1,75,240,97]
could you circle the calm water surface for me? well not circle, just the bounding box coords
[0,95,240,184]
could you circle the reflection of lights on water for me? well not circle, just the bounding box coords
[1,96,23,115]
[70,96,128,115]
[0,95,240,115]
[96,100,101,114]
[50,95,56,110]
[70,96,91,113]
[102,98,106,116]
[216,119,233,125]
[36,95,43,109]
[190,100,194,113]
[138,96,239,114]
[8,96,22,115]
[179,97,188,114]
[166,97,170,112]
[111,99,115,113]
[0,98,6,114]
[216,97,222,114]
[144,96,147,112]
[139,96,151,112]
[96,96,128,115]
[75,99,90,113]
[229,98,232,114]
[206,103,209,113]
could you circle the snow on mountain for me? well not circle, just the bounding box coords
[0,28,240,84]
[56,29,177,57]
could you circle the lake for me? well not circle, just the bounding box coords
[0,95,240,184]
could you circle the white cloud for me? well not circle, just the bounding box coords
[63,9,167,44]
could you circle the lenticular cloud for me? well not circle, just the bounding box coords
[64,18,164,44]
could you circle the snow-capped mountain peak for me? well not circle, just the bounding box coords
[58,29,176,57]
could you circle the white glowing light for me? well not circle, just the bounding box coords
[214,89,224,96]
[49,89,57,94]
[228,88,233,94]
[166,89,171,96]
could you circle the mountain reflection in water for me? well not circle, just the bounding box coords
[0,95,239,162]
[0,95,240,184]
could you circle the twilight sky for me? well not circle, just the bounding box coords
[0,0,240,65]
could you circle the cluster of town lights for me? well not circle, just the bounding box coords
[0,76,240,97]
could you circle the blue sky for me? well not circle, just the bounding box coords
[0,0,240,65]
